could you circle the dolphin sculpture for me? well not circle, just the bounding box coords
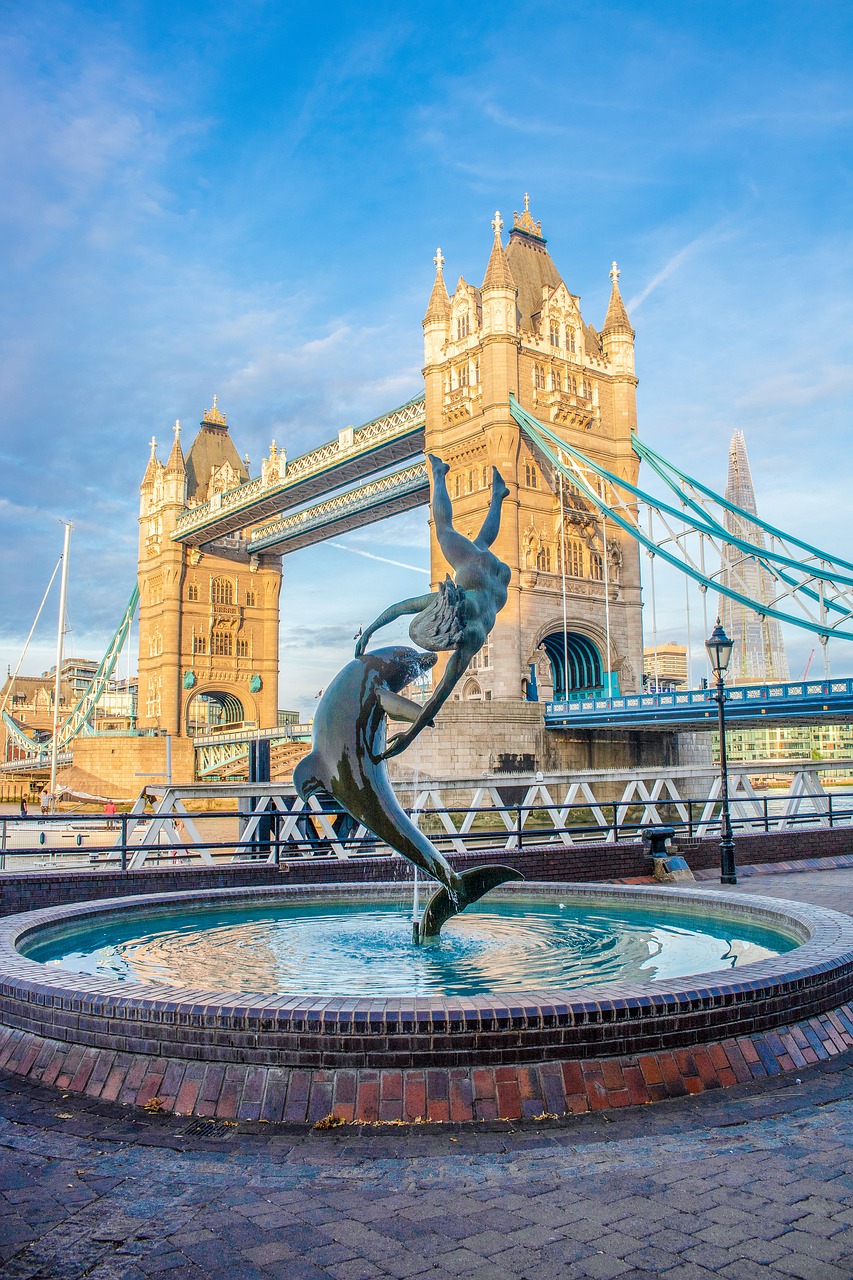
[293,645,522,941]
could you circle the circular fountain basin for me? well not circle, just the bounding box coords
[2,881,852,1073]
[22,890,797,999]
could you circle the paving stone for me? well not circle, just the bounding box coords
[774,1256,852,1280]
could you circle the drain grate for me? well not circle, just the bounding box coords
[179,1117,237,1139]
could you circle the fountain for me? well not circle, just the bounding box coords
[2,459,853,1121]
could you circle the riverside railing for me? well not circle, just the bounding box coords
[2,788,852,872]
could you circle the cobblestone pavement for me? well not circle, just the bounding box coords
[2,868,853,1280]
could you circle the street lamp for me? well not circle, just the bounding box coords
[705,619,737,885]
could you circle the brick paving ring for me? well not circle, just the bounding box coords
[2,881,853,1122]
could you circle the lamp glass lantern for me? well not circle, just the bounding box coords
[705,620,734,680]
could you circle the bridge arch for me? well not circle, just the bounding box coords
[540,631,604,701]
[186,688,247,735]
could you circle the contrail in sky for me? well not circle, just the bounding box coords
[327,541,430,574]
[627,222,734,312]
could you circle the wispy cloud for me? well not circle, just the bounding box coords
[627,223,737,312]
[327,542,430,575]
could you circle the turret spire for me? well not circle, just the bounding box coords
[602,261,633,336]
[165,418,186,474]
[424,246,451,323]
[482,211,516,291]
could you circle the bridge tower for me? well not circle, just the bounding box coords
[137,401,282,740]
[422,199,644,711]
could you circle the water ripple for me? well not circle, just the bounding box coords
[24,898,795,998]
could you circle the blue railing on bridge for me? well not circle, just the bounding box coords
[545,676,853,728]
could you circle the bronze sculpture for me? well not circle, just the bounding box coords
[294,456,522,940]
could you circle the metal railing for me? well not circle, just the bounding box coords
[2,788,852,873]
[546,677,853,728]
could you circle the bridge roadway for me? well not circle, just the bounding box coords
[545,675,853,729]
[172,394,426,553]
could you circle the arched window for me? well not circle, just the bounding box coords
[212,629,233,656]
[236,637,249,657]
[549,321,560,347]
[561,539,584,577]
[581,377,592,399]
[536,545,552,572]
[590,551,604,581]
[193,634,207,655]
[567,329,576,354]
[187,582,199,602]
[457,313,470,340]
[459,362,469,387]
[470,637,491,670]
[211,578,233,606]
[245,589,256,607]
[568,374,577,394]
[462,679,482,701]
[534,364,545,390]
[482,465,488,489]
[552,368,562,392]
[525,460,538,488]
[454,473,462,499]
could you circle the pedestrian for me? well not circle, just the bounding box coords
[40,791,50,816]
[19,797,28,818]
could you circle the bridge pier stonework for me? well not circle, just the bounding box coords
[137,403,282,760]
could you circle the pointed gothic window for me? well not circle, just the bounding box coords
[534,364,545,390]
[193,634,207,655]
[590,551,604,581]
[457,313,470,340]
[245,589,256,607]
[549,321,560,347]
[482,465,488,488]
[237,637,249,658]
[212,578,234,606]
[536,545,552,572]
[567,329,576,354]
[459,362,469,387]
[187,582,199,602]
[469,637,491,670]
[212,629,233,657]
[525,461,538,488]
[552,368,562,392]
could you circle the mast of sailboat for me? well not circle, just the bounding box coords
[48,521,72,810]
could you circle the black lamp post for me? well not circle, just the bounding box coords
[705,619,737,885]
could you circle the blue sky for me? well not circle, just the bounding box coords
[1,0,852,712]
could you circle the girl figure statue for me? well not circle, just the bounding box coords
[355,454,511,759]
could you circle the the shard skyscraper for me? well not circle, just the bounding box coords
[720,432,789,684]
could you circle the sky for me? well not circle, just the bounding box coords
[1,0,852,714]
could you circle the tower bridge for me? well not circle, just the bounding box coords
[8,197,852,788]
[133,197,648,779]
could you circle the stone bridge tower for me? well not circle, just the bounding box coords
[137,400,281,739]
[422,198,644,727]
